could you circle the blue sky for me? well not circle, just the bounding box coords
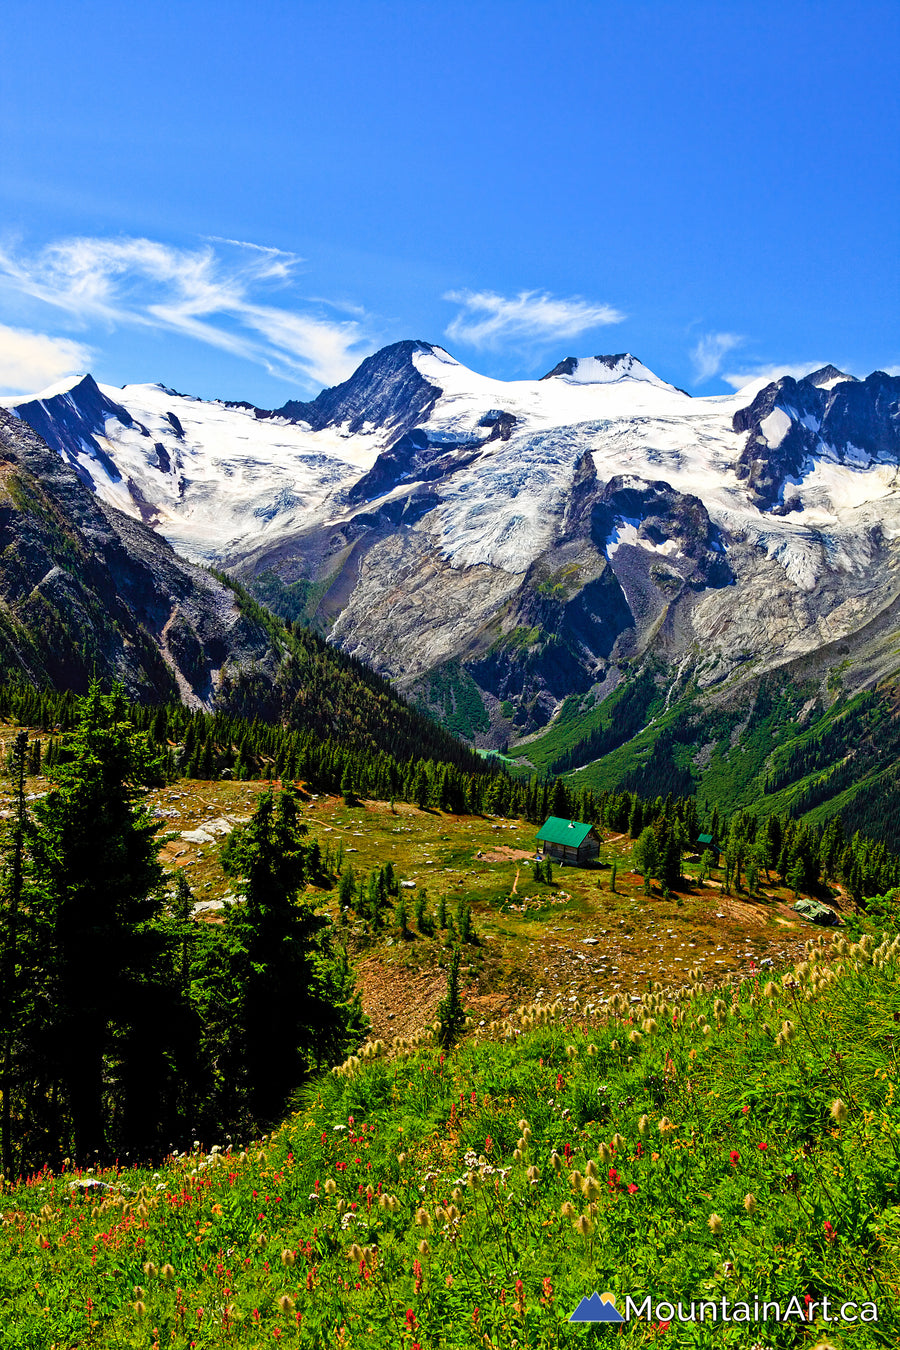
[1,0,897,403]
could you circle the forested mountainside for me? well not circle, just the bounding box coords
[518,660,900,852]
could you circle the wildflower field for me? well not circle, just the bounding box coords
[2,931,899,1349]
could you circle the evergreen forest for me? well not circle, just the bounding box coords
[0,671,898,1178]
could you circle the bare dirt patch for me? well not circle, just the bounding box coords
[354,956,517,1040]
[354,958,447,1041]
[478,846,534,863]
[703,896,784,929]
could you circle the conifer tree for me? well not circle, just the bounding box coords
[436,947,466,1051]
[32,682,169,1161]
[223,786,366,1124]
[171,871,195,993]
[0,732,31,1174]
[635,827,660,894]
[338,864,356,913]
[341,760,357,805]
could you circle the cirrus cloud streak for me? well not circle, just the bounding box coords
[444,288,624,350]
[0,235,373,391]
[690,331,744,383]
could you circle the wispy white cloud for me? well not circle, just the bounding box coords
[444,288,624,350]
[0,235,372,390]
[0,322,93,395]
[690,331,744,382]
[721,361,830,394]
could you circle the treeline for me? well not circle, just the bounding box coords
[619,729,697,800]
[0,687,365,1174]
[0,585,489,778]
[625,792,899,905]
[4,677,898,905]
[714,807,899,906]
[214,583,491,772]
[0,678,603,822]
[0,678,496,814]
[762,689,898,796]
[3,677,899,905]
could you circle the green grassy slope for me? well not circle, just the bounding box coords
[3,932,899,1348]
[513,668,663,777]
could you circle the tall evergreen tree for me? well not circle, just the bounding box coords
[436,947,467,1051]
[222,786,366,1125]
[0,732,31,1174]
[32,683,169,1161]
[635,826,660,893]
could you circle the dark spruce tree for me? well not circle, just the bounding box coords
[31,683,173,1162]
[222,786,366,1126]
[0,731,32,1174]
[436,947,467,1052]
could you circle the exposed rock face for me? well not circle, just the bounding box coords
[346,429,484,505]
[0,410,269,703]
[9,343,900,748]
[540,353,668,386]
[733,369,900,510]
[14,374,135,490]
[269,339,443,435]
[592,477,733,591]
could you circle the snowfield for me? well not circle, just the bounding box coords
[6,350,900,596]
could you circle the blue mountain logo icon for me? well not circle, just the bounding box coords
[569,1291,626,1323]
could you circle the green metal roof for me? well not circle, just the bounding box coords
[536,817,595,847]
[792,898,839,925]
[697,834,716,846]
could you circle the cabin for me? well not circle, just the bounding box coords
[697,834,720,865]
[536,817,601,866]
[793,897,840,926]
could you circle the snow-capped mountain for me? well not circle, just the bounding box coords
[6,342,900,742]
[2,373,385,560]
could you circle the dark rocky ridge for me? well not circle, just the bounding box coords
[242,340,443,439]
[733,369,900,510]
[542,353,633,380]
[11,376,191,523]
[592,477,733,591]
[0,409,270,703]
[347,430,483,505]
[13,374,140,489]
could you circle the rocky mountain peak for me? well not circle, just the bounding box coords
[733,368,900,509]
[802,365,857,390]
[540,353,672,388]
[268,339,442,437]
[10,373,144,490]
